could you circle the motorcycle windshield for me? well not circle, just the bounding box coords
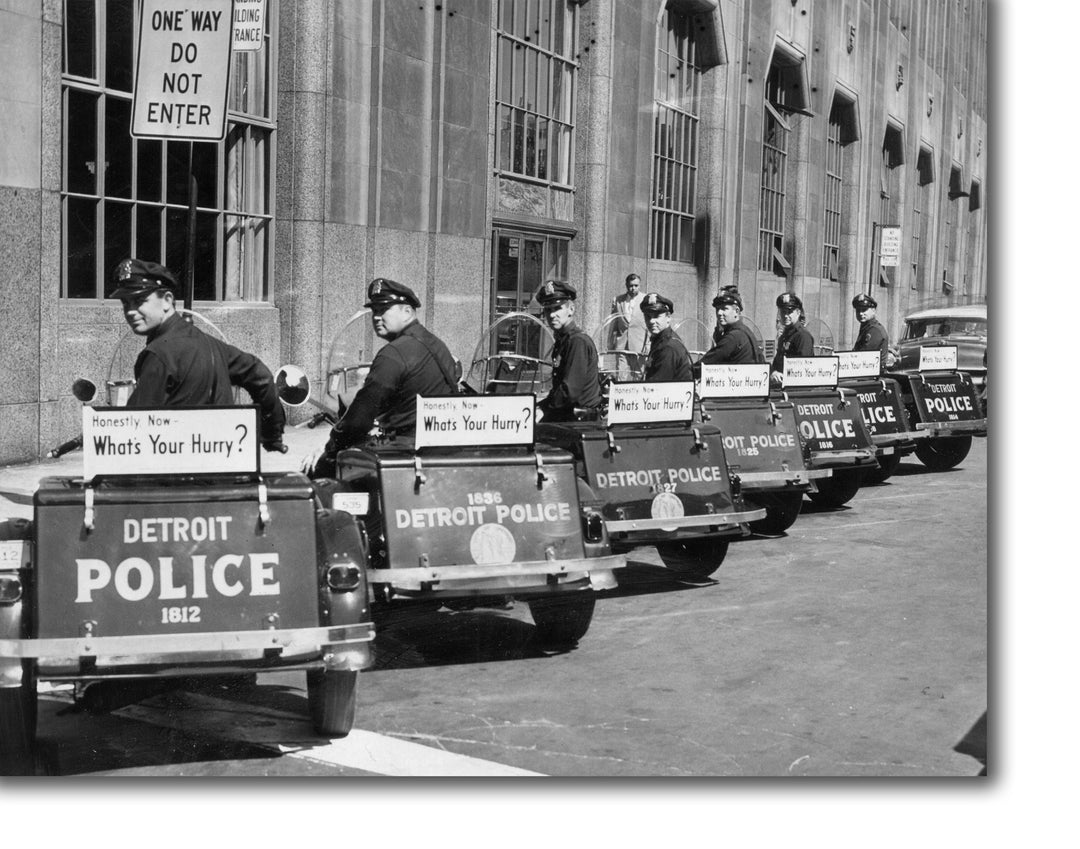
[321,308,384,416]
[105,309,246,405]
[671,318,711,362]
[463,311,554,396]
[593,313,649,382]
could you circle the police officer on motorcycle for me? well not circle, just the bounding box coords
[851,293,889,368]
[701,288,761,365]
[640,293,692,381]
[108,258,287,451]
[770,291,815,385]
[536,280,602,422]
[301,278,459,475]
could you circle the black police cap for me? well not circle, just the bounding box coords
[852,293,878,310]
[776,291,803,312]
[712,289,743,310]
[365,278,420,309]
[536,279,577,307]
[640,292,674,315]
[108,258,180,299]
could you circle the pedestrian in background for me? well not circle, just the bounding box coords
[608,272,646,378]
[640,293,692,382]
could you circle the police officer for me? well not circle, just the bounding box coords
[301,278,459,475]
[108,258,286,451]
[771,291,815,385]
[851,293,889,368]
[536,280,601,422]
[701,288,762,365]
[640,293,692,381]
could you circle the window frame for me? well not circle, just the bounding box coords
[59,0,278,304]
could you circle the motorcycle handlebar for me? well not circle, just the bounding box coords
[47,436,83,459]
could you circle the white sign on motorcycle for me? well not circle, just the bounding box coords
[919,345,958,371]
[782,356,840,389]
[131,0,235,140]
[607,381,695,425]
[836,350,882,379]
[415,394,535,449]
[697,364,770,399]
[82,406,260,478]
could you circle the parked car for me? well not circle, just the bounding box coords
[891,303,988,407]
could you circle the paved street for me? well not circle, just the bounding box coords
[1,429,987,777]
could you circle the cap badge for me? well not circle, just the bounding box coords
[117,259,133,281]
[371,280,383,295]
[543,281,554,296]
[647,294,657,305]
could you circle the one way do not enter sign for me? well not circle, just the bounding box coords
[131,0,235,141]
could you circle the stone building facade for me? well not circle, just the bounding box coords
[0,0,987,463]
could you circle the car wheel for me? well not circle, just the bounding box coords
[528,595,596,648]
[0,660,37,775]
[307,668,359,737]
[864,453,902,484]
[808,469,863,508]
[915,436,972,471]
[748,491,803,535]
[656,537,730,579]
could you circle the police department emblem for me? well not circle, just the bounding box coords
[470,523,517,565]
[646,293,657,306]
[650,491,685,524]
[117,259,133,281]
[543,281,554,296]
[371,279,383,295]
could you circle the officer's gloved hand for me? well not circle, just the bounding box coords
[301,450,338,479]
[262,439,288,454]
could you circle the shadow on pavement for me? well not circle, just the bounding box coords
[953,710,987,776]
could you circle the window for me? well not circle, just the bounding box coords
[650,4,702,263]
[876,122,904,286]
[61,0,276,302]
[494,0,577,187]
[758,44,808,275]
[821,93,858,281]
[912,146,935,290]
[942,165,964,293]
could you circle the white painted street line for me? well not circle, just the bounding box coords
[116,691,544,777]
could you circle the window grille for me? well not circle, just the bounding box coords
[821,106,843,280]
[61,0,276,302]
[650,5,701,263]
[494,0,578,187]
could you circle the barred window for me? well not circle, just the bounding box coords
[912,146,935,290]
[494,0,578,186]
[821,94,857,280]
[822,112,842,280]
[876,122,904,286]
[61,0,276,302]
[650,5,702,263]
[758,47,807,275]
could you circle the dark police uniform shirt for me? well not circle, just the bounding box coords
[770,323,815,376]
[540,323,601,422]
[644,327,693,381]
[330,320,459,448]
[129,312,284,443]
[853,317,890,367]
[701,321,762,365]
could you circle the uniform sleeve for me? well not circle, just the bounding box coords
[645,343,676,381]
[222,343,286,444]
[544,335,594,412]
[328,347,405,449]
[128,350,170,406]
[793,329,815,357]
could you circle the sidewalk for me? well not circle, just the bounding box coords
[0,421,334,522]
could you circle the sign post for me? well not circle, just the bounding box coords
[131,0,235,315]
